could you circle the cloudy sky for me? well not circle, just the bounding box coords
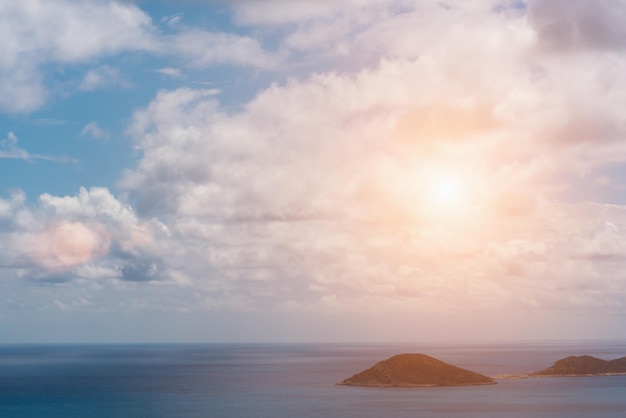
[1,0,626,343]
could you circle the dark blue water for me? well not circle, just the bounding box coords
[0,341,625,417]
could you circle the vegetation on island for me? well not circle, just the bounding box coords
[531,355,626,376]
[338,353,495,387]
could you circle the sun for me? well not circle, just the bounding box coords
[406,162,476,217]
[430,175,462,206]
[428,174,464,210]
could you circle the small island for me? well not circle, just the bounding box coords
[337,353,495,387]
[531,355,626,377]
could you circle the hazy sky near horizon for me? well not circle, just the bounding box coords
[2,0,626,343]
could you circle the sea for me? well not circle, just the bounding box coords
[0,340,625,417]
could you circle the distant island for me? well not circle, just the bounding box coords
[337,353,495,387]
[531,355,626,377]
[337,352,626,388]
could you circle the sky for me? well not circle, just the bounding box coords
[1,0,626,343]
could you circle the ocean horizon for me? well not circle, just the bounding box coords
[1,340,625,417]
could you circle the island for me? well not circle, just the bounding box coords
[531,355,626,377]
[337,353,496,387]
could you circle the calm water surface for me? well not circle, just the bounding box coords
[0,341,625,417]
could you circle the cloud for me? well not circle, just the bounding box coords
[0,187,169,284]
[0,132,76,163]
[528,0,626,52]
[0,0,277,113]
[229,0,392,26]
[0,132,29,160]
[121,260,165,282]
[0,66,48,113]
[110,0,626,317]
[229,0,522,29]
[49,221,110,267]
[3,0,626,332]
[169,30,278,69]
[155,67,185,79]
[161,13,183,27]
[80,66,130,91]
[0,0,158,113]
[117,32,626,315]
[81,121,112,141]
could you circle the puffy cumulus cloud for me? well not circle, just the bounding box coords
[232,0,528,66]
[5,0,626,330]
[0,187,168,284]
[118,0,626,317]
[0,0,278,113]
[240,0,626,161]
[49,221,110,267]
[0,0,157,112]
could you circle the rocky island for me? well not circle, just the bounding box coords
[337,353,495,387]
[531,355,626,377]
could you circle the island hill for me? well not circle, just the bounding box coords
[530,355,626,377]
[338,353,626,387]
[337,353,495,387]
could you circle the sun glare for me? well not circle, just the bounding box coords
[405,163,474,217]
[432,178,461,204]
[430,175,463,207]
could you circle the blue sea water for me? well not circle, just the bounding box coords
[0,341,625,417]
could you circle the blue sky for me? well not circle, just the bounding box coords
[2,0,626,343]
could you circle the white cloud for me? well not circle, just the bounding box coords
[229,0,520,27]
[118,32,626,315]
[80,66,129,91]
[170,30,278,69]
[0,132,29,160]
[81,121,111,141]
[39,187,140,229]
[0,186,170,283]
[0,131,76,163]
[109,0,626,318]
[0,0,278,113]
[230,0,392,25]
[155,67,184,79]
[0,0,158,112]
[4,0,626,339]
[161,13,183,27]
